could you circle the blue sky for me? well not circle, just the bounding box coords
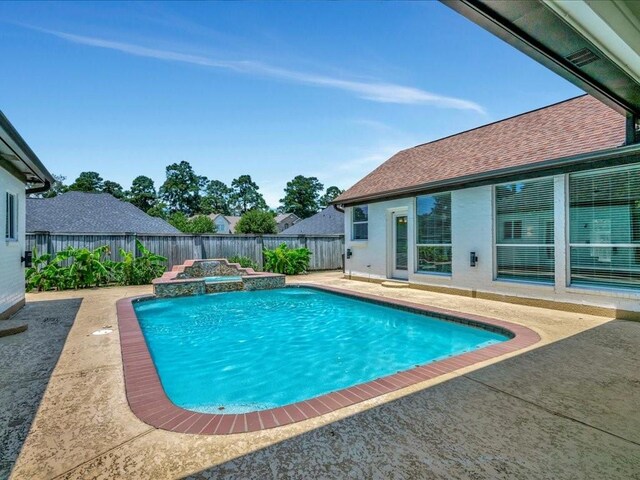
[0,1,581,207]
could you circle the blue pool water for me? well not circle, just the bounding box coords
[204,276,242,283]
[134,288,508,413]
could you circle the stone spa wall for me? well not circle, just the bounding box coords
[152,259,285,298]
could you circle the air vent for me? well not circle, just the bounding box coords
[565,48,600,67]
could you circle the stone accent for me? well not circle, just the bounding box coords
[176,260,250,279]
[243,275,286,291]
[154,279,205,298]
[152,258,285,298]
[205,281,244,294]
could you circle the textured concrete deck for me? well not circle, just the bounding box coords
[8,273,639,479]
[0,299,81,479]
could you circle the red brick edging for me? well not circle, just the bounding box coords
[117,284,540,435]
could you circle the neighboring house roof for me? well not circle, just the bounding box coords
[281,206,344,235]
[26,192,181,234]
[0,111,54,191]
[225,216,241,233]
[275,213,299,224]
[335,95,626,205]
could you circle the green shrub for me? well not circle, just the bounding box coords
[227,255,259,270]
[235,210,277,234]
[25,241,167,291]
[188,215,215,234]
[263,243,312,275]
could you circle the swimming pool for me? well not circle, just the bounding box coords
[133,287,509,414]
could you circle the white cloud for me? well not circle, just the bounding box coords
[33,27,485,113]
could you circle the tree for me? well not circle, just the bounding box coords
[159,161,206,215]
[188,215,215,234]
[279,175,324,219]
[229,175,268,215]
[167,212,190,232]
[68,171,104,192]
[235,210,277,234]
[102,180,125,199]
[200,179,231,215]
[147,202,168,219]
[319,186,344,208]
[128,176,157,212]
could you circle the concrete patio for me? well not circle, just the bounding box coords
[5,272,639,479]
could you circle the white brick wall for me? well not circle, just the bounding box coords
[0,168,25,317]
[344,173,640,313]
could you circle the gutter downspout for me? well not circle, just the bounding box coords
[26,180,51,195]
[333,204,345,213]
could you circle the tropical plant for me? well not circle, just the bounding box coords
[64,245,111,288]
[263,243,312,275]
[25,247,67,291]
[227,255,259,270]
[117,239,167,285]
[25,241,166,291]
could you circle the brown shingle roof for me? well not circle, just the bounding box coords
[335,95,626,204]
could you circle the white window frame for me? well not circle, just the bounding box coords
[415,192,452,276]
[351,205,368,241]
[493,176,555,285]
[5,192,17,241]
[567,164,640,291]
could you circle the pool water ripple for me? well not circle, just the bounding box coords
[134,288,507,413]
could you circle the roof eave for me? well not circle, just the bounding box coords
[441,0,640,117]
[0,111,55,190]
[335,143,640,206]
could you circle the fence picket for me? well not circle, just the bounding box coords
[25,233,344,271]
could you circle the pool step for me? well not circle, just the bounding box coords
[381,280,409,289]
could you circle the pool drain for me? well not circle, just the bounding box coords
[92,328,113,336]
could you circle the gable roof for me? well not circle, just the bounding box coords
[281,206,344,235]
[26,192,181,234]
[275,213,299,224]
[335,95,627,205]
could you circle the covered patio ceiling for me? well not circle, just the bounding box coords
[443,0,640,127]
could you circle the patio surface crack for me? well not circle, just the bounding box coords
[52,427,156,479]
[463,375,640,447]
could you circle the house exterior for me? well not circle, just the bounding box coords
[275,213,300,233]
[206,213,299,234]
[0,111,54,318]
[26,192,181,234]
[336,95,640,317]
[281,206,344,235]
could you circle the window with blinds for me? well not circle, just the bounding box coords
[569,163,640,289]
[416,192,452,274]
[351,205,368,240]
[495,178,554,283]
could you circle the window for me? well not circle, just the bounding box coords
[416,192,452,274]
[5,193,17,240]
[569,164,640,289]
[503,220,522,240]
[352,206,368,240]
[495,178,554,283]
[216,222,226,233]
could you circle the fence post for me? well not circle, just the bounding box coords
[125,232,137,258]
[256,235,264,271]
[33,231,50,257]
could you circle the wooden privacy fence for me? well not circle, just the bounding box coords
[26,232,345,271]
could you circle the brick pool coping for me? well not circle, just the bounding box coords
[116,284,541,435]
